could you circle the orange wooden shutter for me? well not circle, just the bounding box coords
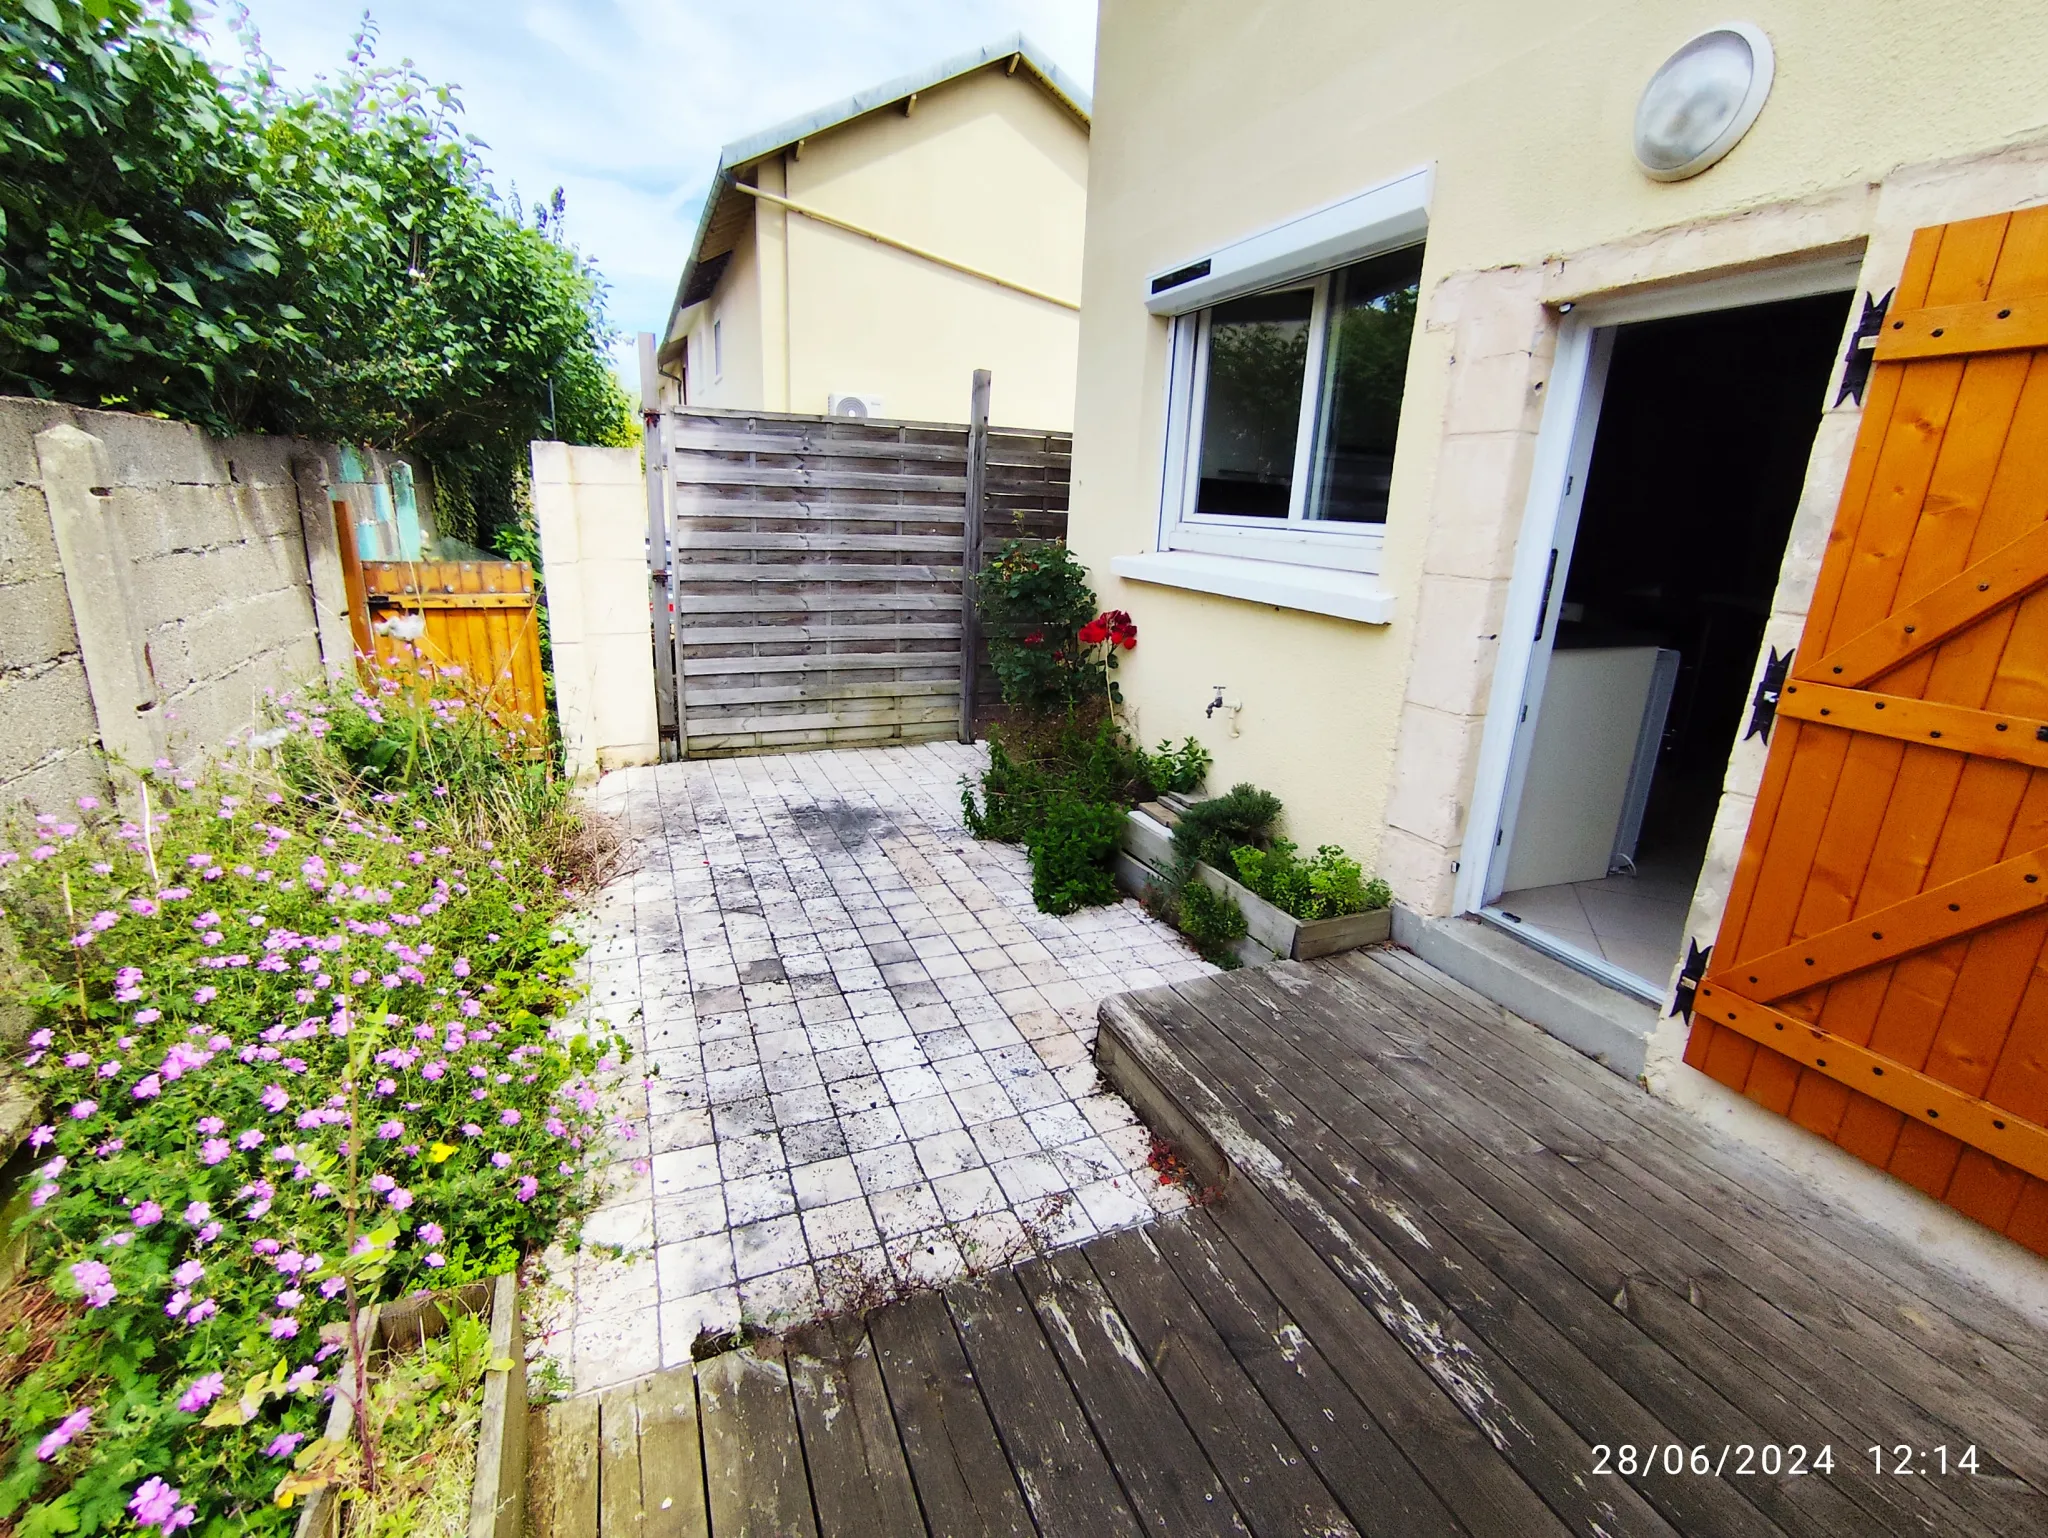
[1687,207,2048,1258]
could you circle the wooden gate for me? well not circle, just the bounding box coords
[335,509,548,739]
[1687,208,2048,1256]
[650,396,1069,758]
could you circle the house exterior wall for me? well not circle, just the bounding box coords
[674,65,1087,428]
[1069,0,2048,920]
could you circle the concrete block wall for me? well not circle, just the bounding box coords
[0,397,425,813]
[531,441,659,782]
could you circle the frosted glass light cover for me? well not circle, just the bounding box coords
[1634,24,1774,181]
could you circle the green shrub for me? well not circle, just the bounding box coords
[0,2,632,546]
[973,541,1098,709]
[1023,800,1126,915]
[1171,784,1283,871]
[1175,880,1247,969]
[1140,737,1211,797]
[1231,840,1391,922]
[962,716,1150,845]
[0,675,621,1534]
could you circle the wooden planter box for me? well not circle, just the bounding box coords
[1117,809,1391,966]
[293,1271,526,1538]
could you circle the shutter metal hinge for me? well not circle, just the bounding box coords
[1672,939,1711,1020]
[1834,289,1893,407]
[1745,647,1794,742]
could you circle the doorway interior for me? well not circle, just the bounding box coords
[1479,288,1854,1000]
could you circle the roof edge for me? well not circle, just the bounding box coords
[663,33,1090,342]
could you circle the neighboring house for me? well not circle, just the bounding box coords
[1071,3,2048,1260]
[658,35,1088,430]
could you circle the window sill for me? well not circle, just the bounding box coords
[1111,551,1397,625]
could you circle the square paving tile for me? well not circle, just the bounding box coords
[543,743,1210,1393]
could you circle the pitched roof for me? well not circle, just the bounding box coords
[663,33,1090,345]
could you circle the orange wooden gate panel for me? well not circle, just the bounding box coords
[1688,208,2048,1258]
[357,560,548,740]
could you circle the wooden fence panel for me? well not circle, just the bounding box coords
[358,560,548,740]
[660,405,1069,758]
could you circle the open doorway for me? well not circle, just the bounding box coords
[1482,289,1853,998]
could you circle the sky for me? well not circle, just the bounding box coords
[197,1,1098,379]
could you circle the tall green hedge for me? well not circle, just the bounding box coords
[0,0,633,542]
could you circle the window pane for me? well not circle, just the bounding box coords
[1194,287,1313,519]
[1308,245,1423,523]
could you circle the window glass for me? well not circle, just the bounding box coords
[1308,245,1424,523]
[1194,287,1313,519]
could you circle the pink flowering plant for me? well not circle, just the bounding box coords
[0,724,623,1532]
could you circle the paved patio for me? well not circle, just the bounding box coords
[538,740,1213,1392]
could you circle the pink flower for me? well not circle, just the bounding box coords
[200,1138,230,1165]
[128,1475,194,1531]
[237,1129,265,1150]
[193,986,216,1005]
[387,1187,413,1211]
[70,1100,98,1120]
[186,1298,217,1323]
[515,1176,539,1202]
[183,1200,211,1224]
[173,1260,205,1287]
[269,1316,299,1339]
[70,1259,115,1308]
[30,1123,55,1149]
[35,1407,91,1461]
[133,1074,163,1100]
[261,1084,289,1113]
[176,1373,224,1412]
[499,1109,522,1127]
[418,1222,444,1245]
[265,1432,306,1458]
[197,1117,225,1135]
[275,1289,304,1310]
[134,1008,160,1024]
[490,1151,512,1169]
[131,1201,162,1227]
[30,1182,58,1207]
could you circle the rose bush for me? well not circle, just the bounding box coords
[0,692,622,1533]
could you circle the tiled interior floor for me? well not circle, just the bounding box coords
[1495,840,1699,985]
[536,741,1213,1393]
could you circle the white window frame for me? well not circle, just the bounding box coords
[1162,266,1401,574]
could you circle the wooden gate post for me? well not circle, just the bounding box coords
[637,332,680,758]
[958,369,991,743]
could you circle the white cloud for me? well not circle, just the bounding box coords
[201,0,1098,379]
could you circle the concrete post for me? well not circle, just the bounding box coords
[36,425,167,770]
[291,450,356,679]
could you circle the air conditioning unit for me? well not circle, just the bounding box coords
[827,393,884,419]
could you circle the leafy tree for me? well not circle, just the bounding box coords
[0,1,633,543]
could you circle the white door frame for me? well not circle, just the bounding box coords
[1452,255,1866,918]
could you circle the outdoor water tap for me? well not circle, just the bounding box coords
[1206,687,1242,737]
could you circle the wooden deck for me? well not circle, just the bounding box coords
[530,949,2048,1537]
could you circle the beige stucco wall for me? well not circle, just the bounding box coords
[675,65,1087,429]
[530,441,659,783]
[1069,0,2048,903]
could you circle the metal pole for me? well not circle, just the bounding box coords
[958,369,991,743]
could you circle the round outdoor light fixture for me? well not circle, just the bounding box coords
[1633,23,1774,181]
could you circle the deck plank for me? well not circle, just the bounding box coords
[1296,957,2044,1537]
[1015,1250,1253,1536]
[1367,947,2048,1376]
[1195,963,1931,1537]
[785,1315,928,1537]
[943,1271,1146,1537]
[868,1288,1036,1537]
[634,1372,710,1538]
[1350,950,2048,1491]
[596,1384,643,1538]
[697,1343,820,1538]
[1114,987,1687,1538]
[1145,1209,1469,1538]
[532,1396,598,1538]
[1082,1225,1361,1537]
